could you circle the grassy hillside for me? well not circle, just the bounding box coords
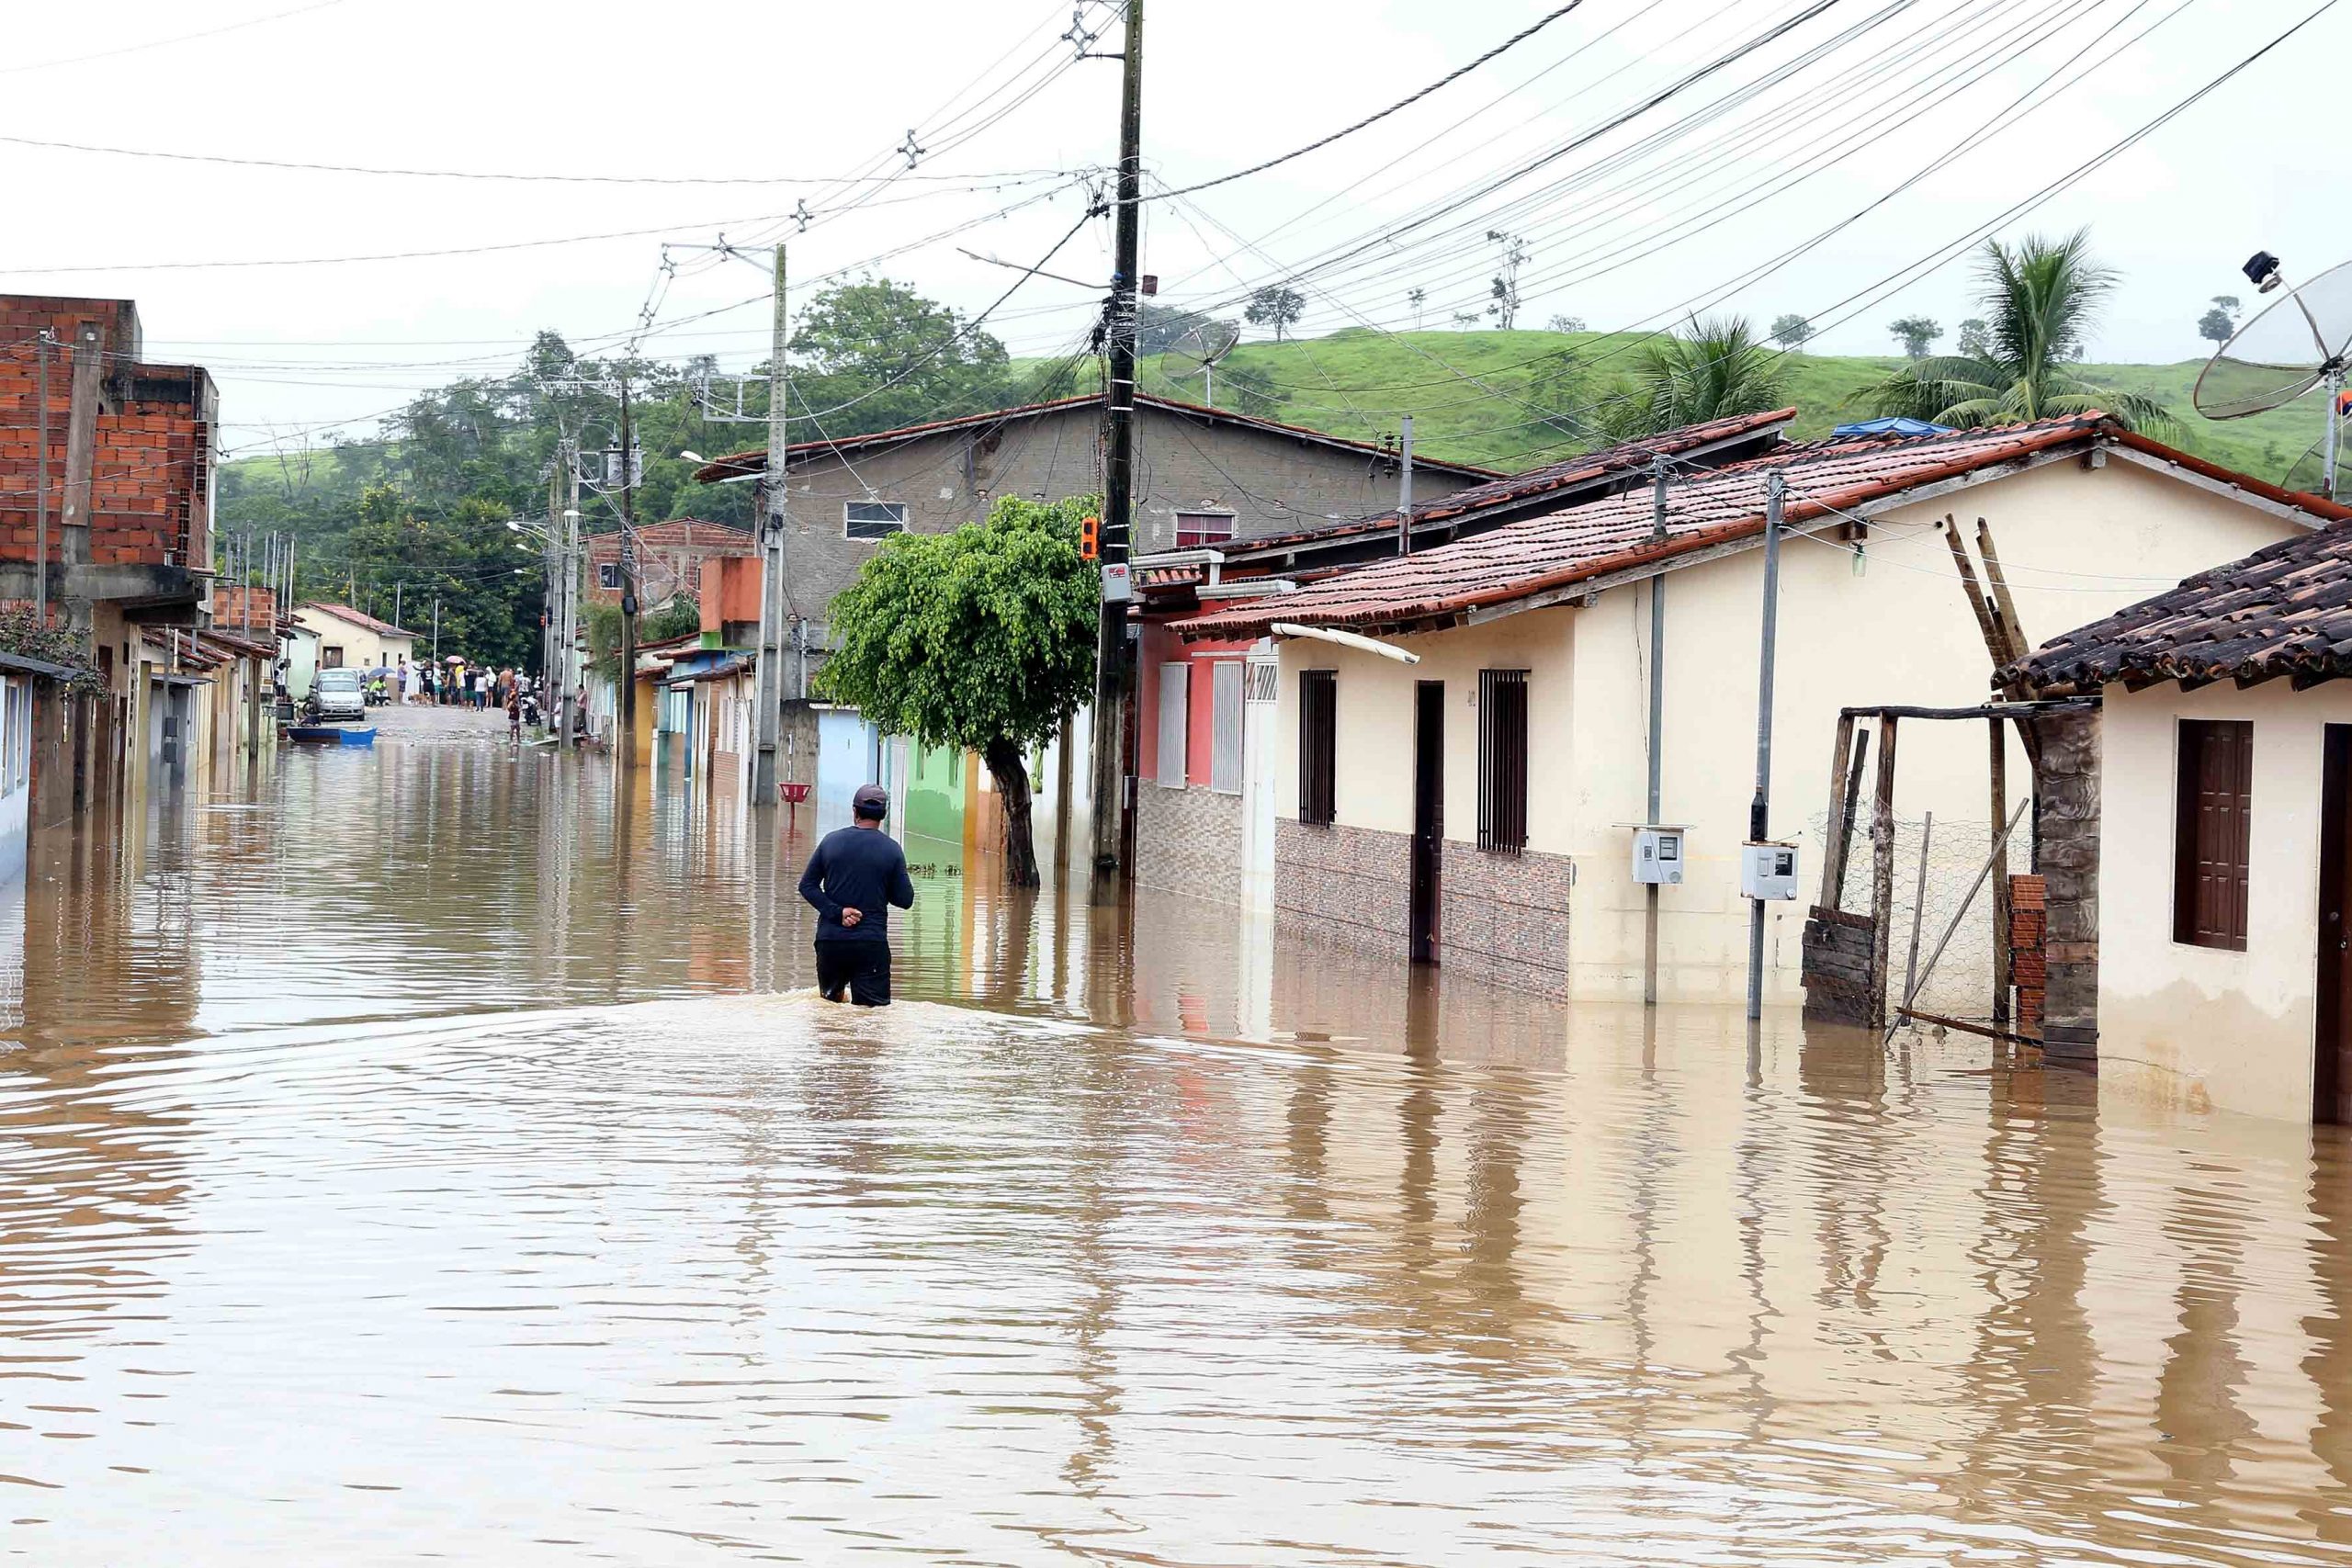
[1105,327,2332,485]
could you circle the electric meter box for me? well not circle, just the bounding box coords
[1632,826,1685,885]
[1741,840,1801,901]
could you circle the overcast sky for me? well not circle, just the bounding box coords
[5,0,2343,457]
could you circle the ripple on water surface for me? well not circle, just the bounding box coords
[5,987,2352,1563]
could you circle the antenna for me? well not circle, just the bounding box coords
[1162,319,1241,407]
[2194,252,2352,499]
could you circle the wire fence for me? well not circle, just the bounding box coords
[1812,810,2028,1023]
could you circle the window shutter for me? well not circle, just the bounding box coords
[2174,719,2253,950]
[1157,663,1191,788]
[1211,660,1245,794]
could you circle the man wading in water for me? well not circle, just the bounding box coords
[797,784,915,1006]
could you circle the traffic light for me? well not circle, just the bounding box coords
[1080,514,1100,561]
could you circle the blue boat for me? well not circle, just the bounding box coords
[287,725,377,746]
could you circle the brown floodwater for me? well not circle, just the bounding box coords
[4,710,2352,1563]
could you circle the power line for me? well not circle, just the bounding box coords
[0,0,354,74]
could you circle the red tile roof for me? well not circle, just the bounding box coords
[2013,519,2352,694]
[687,394,1499,485]
[300,601,415,638]
[586,518,756,558]
[1212,406,1796,557]
[1177,415,2352,640]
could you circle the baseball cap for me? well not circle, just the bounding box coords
[853,784,889,818]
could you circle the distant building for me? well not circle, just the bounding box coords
[294,603,415,677]
[584,519,756,609]
[0,294,221,812]
[2015,515,2352,1124]
[688,394,1498,648]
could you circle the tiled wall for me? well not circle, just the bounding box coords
[1135,783,1245,903]
[1275,818,1408,953]
[1274,818,1575,998]
[1437,841,1574,998]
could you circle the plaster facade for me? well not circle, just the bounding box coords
[1265,454,2305,1000]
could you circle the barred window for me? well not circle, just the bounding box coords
[1477,669,1529,854]
[845,501,908,540]
[1210,660,1244,795]
[1299,670,1337,826]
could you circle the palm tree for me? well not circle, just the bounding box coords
[1595,315,1787,440]
[1862,230,2171,430]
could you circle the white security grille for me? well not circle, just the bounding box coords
[1246,660,1278,703]
[1157,662,1190,787]
[1211,660,1245,795]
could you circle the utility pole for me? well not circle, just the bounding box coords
[1644,456,1668,1007]
[1396,414,1415,557]
[752,244,790,804]
[1087,0,1143,904]
[544,461,561,720]
[392,582,402,635]
[1745,470,1785,1021]
[33,330,51,624]
[560,481,580,753]
[617,377,639,769]
[432,595,441,669]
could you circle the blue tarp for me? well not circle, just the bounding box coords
[1832,416,1953,438]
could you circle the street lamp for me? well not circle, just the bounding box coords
[679,450,705,464]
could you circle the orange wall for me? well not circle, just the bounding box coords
[1136,621,1253,787]
[700,556,763,636]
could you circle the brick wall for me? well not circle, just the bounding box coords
[211,583,278,630]
[1134,782,1245,902]
[1436,841,1573,998]
[586,521,755,607]
[0,298,211,579]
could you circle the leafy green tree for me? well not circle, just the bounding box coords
[786,275,1014,437]
[1407,287,1427,327]
[1244,285,1306,342]
[2198,294,2242,347]
[336,486,542,671]
[1956,317,1991,358]
[1596,316,1787,440]
[1547,313,1587,333]
[1889,315,1942,359]
[1769,313,1814,352]
[1863,231,2171,431]
[1528,349,1590,444]
[818,494,1100,886]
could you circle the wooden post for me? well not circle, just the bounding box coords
[1838,729,1870,908]
[1940,517,2006,670]
[1990,715,2013,1025]
[1869,716,1900,1032]
[1901,810,1935,1030]
[1975,518,2029,663]
[1817,711,1857,910]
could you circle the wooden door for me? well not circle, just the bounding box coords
[2317,726,2352,1124]
[1409,682,1443,964]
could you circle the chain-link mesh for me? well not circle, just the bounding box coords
[1811,810,2028,1022]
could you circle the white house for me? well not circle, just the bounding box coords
[2016,518,2352,1124]
[293,602,416,680]
[1175,413,2348,1006]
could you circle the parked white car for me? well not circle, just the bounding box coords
[312,668,368,722]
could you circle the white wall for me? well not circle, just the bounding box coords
[2098,682,2352,1122]
[1272,452,2306,1001]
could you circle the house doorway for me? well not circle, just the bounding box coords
[1409,681,1444,964]
[2317,726,2352,1124]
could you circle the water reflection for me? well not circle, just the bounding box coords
[0,733,2349,1558]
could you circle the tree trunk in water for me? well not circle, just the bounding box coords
[984,738,1040,888]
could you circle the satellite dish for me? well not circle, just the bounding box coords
[2279,425,2352,498]
[1164,320,1241,406]
[2195,254,2352,500]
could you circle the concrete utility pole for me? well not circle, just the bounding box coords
[1087,0,1143,905]
[33,330,51,624]
[1745,470,1786,1021]
[617,378,639,769]
[560,488,580,753]
[752,244,790,804]
[1644,456,1668,1007]
[1396,414,1415,556]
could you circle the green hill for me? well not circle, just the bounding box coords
[1095,327,2330,485]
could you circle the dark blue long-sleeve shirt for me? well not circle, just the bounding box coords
[798,826,915,943]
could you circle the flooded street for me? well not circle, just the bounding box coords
[6,708,2352,1563]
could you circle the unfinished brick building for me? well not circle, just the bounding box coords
[0,294,222,816]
